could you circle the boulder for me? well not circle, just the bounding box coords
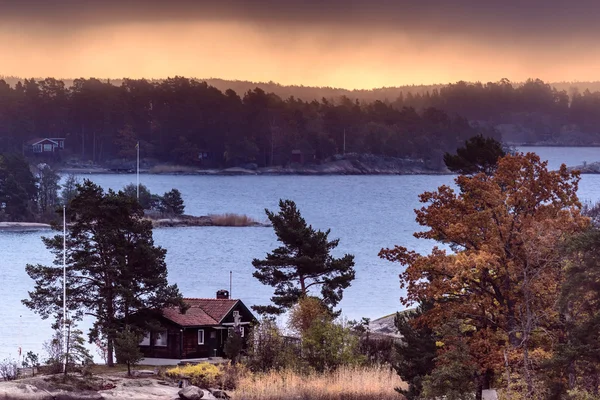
[209,389,231,399]
[133,369,156,377]
[483,389,498,400]
[179,385,204,400]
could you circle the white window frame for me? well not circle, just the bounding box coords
[140,332,151,346]
[198,329,205,345]
[154,330,168,347]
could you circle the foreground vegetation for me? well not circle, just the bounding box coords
[235,366,404,400]
[381,137,600,399]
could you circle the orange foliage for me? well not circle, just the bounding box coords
[380,153,589,377]
[288,296,331,335]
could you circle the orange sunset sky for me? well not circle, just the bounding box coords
[2,0,600,89]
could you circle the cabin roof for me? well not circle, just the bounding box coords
[27,137,58,146]
[26,137,65,146]
[161,298,240,327]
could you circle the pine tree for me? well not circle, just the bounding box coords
[548,227,600,397]
[122,183,156,210]
[443,134,505,175]
[60,173,80,206]
[252,199,355,315]
[393,302,437,400]
[115,328,144,376]
[0,153,38,221]
[161,189,185,215]
[36,163,61,215]
[24,179,184,367]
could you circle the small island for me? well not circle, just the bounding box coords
[0,153,267,230]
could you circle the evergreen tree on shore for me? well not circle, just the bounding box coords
[443,134,505,175]
[23,179,185,367]
[0,153,37,221]
[252,199,355,315]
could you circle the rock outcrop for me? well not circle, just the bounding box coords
[179,385,204,400]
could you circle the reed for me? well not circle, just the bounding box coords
[209,213,259,227]
[234,365,405,400]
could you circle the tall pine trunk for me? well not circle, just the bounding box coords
[106,290,115,367]
[63,324,71,381]
[106,338,114,367]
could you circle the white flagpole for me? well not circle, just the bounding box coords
[62,205,67,373]
[136,142,140,199]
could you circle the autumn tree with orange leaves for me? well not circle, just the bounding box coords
[380,153,589,399]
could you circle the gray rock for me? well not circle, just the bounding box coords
[483,389,498,400]
[133,369,156,377]
[179,385,204,400]
[201,390,217,400]
[209,389,230,399]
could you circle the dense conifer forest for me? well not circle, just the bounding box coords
[2,76,600,168]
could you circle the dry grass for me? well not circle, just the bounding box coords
[209,213,260,227]
[234,366,405,400]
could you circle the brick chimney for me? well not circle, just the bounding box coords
[216,289,229,299]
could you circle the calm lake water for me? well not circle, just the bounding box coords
[2,146,600,361]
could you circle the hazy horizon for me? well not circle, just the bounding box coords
[2,74,600,93]
[3,0,600,89]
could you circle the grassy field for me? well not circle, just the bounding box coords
[234,366,405,400]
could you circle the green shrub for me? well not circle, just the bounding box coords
[165,363,222,388]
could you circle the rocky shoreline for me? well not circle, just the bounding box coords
[0,215,269,232]
[0,371,220,400]
[150,215,269,228]
[569,161,600,174]
[60,155,447,176]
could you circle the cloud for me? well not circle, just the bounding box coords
[1,0,600,88]
[3,0,600,40]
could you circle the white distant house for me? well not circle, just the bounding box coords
[27,138,65,154]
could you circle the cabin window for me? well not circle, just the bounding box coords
[155,331,168,347]
[140,332,150,346]
[43,144,53,152]
[198,329,205,345]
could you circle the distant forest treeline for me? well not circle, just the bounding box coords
[1,76,600,168]
[3,75,600,103]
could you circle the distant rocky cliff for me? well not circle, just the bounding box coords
[569,161,600,174]
[256,154,443,175]
[63,154,447,176]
